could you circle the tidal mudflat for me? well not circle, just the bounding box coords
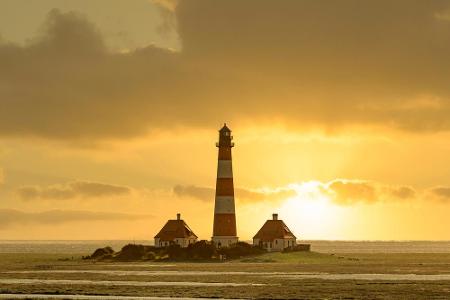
[1,252,450,299]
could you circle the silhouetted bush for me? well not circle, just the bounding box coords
[217,242,265,259]
[187,240,216,260]
[115,244,150,261]
[87,244,160,261]
[86,241,264,262]
[166,244,187,260]
[159,241,216,261]
[86,246,114,260]
[143,251,156,260]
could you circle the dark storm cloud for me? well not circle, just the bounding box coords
[173,184,295,203]
[17,181,131,200]
[0,209,151,228]
[1,1,450,139]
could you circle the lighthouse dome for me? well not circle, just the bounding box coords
[219,123,231,132]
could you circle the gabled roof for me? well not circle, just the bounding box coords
[154,219,198,241]
[253,220,297,241]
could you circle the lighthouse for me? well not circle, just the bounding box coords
[212,124,238,247]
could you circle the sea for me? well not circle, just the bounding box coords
[0,240,449,254]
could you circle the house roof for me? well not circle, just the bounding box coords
[253,220,297,241]
[154,219,198,241]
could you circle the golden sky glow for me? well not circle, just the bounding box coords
[0,0,450,240]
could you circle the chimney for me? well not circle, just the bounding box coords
[177,213,181,220]
[272,213,278,220]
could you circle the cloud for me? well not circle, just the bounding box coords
[173,185,213,201]
[324,180,417,205]
[235,187,296,203]
[326,180,377,204]
[173,180,450,206]
[173,180,419,206]
[386,186,417,200]
[173,184,295,203]
[0,9,180,139]
[0,209,151,229]
[428,186,450,201]
[1,2,450,140]
[17,181,131,201]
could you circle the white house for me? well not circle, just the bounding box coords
[253,214,297,252]
[154,213,198,248]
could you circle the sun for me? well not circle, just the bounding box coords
[279,181,342,239]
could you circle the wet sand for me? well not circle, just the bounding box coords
[0,278,266,287]
[4,270,450,281]
[0,295,230,300]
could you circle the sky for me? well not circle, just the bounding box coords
[0,0,450,241]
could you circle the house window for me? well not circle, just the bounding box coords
[275,240,278,245]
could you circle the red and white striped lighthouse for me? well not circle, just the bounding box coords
[212,124,238,247]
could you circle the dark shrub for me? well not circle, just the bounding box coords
[85,244,159,261]
[187,240,216,260]
[217,242,265,259]
[167,244,187,260]
[88,246,114,260]
[142,251,156,260]
[115,244,148,261]
[102,253,114,260]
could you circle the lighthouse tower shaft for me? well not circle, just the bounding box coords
[212,124,238,247]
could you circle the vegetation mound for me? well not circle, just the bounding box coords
[86,246,114,260]
[217,242,266,259]
[114,244,156,261]
[85,241,266,262]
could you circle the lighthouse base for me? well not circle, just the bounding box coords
[212,236,238,248]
